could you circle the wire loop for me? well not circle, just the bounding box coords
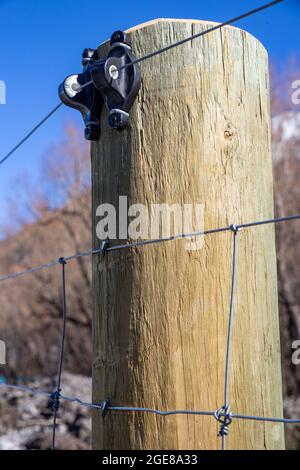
[214,405,233,437]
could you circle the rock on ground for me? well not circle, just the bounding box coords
[0,372,91,450]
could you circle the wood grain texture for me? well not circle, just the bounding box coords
[91,19,284,450]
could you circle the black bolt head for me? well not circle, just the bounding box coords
[82,48,96,65]
[110,30,131,47]
[84,124,100,141]
[108,111,129,130]
[82,48,95,59]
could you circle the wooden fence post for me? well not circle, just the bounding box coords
[91,19,284,450]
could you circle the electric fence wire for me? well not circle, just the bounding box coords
[0,103,63,167]
[78,0,285,90]
[118,0,285,72]
[0,0,284,165]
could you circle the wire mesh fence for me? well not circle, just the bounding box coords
[0,214,300,450]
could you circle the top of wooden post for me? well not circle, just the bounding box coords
[127,17,241,33]
[98,18,266,53]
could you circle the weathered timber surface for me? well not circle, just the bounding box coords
[91,19,284,450]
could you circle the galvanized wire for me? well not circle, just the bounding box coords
[0,213,300,449]
[51,258,68,450]
[0,382,299,423]
[219,226,239,450]
[1,215,299,284]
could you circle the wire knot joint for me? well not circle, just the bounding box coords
[101,397,110,418]
[101,239,110,255]
[50,389,61,413]
[58,257,67,265]
[214,405,233,437]
[230,224,243,234]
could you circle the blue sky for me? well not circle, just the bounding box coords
[0,0,299,229]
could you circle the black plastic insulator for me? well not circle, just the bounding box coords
[59,29,140,140]
[85,124,101,141]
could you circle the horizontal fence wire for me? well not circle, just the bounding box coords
[0,382,300,423]
[0,213,300,449]
[1,215,299,284]
[1,380,300,423]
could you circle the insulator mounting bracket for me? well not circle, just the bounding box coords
[58,30,141,141]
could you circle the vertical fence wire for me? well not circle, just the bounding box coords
[51,258,68,450]
[221,226,239,450]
